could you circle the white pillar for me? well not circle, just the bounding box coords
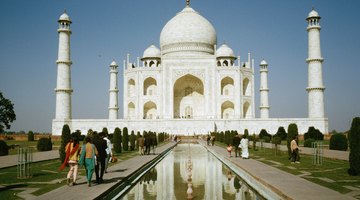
[306,9,325,118]
[55,12,73,120]
[109,61,119,119]
[259,60,270,118]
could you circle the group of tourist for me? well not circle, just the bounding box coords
[206,135,215,146]
[137,134,157,155]
[59,132,113,187]
[227,133,249,158]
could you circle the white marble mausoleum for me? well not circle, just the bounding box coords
[52,2,328,135]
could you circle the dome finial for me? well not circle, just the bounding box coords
[186,0,190,7]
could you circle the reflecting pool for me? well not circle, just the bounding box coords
[121,143,264,200]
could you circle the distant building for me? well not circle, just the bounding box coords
[52,2,327,135]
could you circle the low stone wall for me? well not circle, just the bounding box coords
[0,134,61,142]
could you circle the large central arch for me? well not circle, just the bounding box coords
[173,74,204,119]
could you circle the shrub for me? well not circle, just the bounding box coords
[304,138,316,148]
[304,127,324,141]
[272,136,282,145]
[274,127,287,140]
[130,131,136,151]
[348,117,360,176]
[28,131,34,141]
[329,133,348,151]
[287,123,299,158]
[37,137,52,151]
[122,127,129,151]
[263,136,271,143]
[59,124,71,163]
[0,140,9,156]
[259,129,271,140]
[113,127,122,153]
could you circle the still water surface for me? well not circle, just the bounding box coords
[122,143,264,200]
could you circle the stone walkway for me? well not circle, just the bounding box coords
[201,140,356,200]
[0,140,358,199]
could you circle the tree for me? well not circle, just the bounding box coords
[348,117,360,176]
[28,131,34,141]
[287,123,299,158]
[102,127,108,136]
[122,127,129,151]
[113,127,122,153]
[0,92,16,133]
[275,126,287,140]
[130,130,136,150]
[59,124,71,163]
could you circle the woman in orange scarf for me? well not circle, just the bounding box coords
[59,135,80,186]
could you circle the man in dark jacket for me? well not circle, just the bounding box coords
[232,133,241,157]
[94,132,107,184]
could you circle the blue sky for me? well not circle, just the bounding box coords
[0,0,359,133]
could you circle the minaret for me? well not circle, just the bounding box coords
[306,9,325,118]
[55,11,73,120]
[109,60,119,119]
[259,59,270,118]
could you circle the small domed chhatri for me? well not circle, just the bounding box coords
[307,9,320,19]
[59,11,71,22]
[216,44,235,58]
[142,45,161,59]
[260,59,268,66]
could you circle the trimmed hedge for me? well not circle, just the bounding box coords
[0,140,9,156]
[37,137,52,151]
[348,117,360,176]
[329,133,348,151]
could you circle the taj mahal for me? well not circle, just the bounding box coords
[52,1,328,135]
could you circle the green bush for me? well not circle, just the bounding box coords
[329,133,348,151]
[113,127,122,153]
[37,137,53,151]
[122,127,129,151]
[130,131,136,151]
[59,124,71,163]
[272,136,282,145]
[348,117,360,176]
[304,138,316,148]
[259,129,271,140]
[28,131,34,141]
[274,127,287,140]
[304,127,324,141]
[0,140,9,156]
[263,136,271,143]
[287,123,299,158]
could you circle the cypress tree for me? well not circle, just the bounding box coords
[102,127,109,136]
[286,123,299,158]
[122,127,129,151]
[59,124,71,163]
[113,127,122,153]
[275,126,287,140]
[348,117,360,176]
[130,130,136,150]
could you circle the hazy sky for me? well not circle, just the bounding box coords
[0,0,359,133]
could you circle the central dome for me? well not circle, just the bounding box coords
[160,6,217,56]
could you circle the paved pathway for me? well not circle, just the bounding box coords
[0,150,59,168]
[201,140,355,200]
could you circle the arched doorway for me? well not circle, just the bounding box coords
[173,74,204,119]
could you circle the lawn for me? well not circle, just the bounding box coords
[0,149,141,200]
[249,145,360,195]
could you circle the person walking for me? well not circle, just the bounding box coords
[291,135,301,164]
[239,135,249,159]
[59,134,81,186]
[79,136,98,187]
[227,144,233,157]
[232,133,241,157]
[93,132,107,184]
[103,133,112,173]
[138,135,145,155]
